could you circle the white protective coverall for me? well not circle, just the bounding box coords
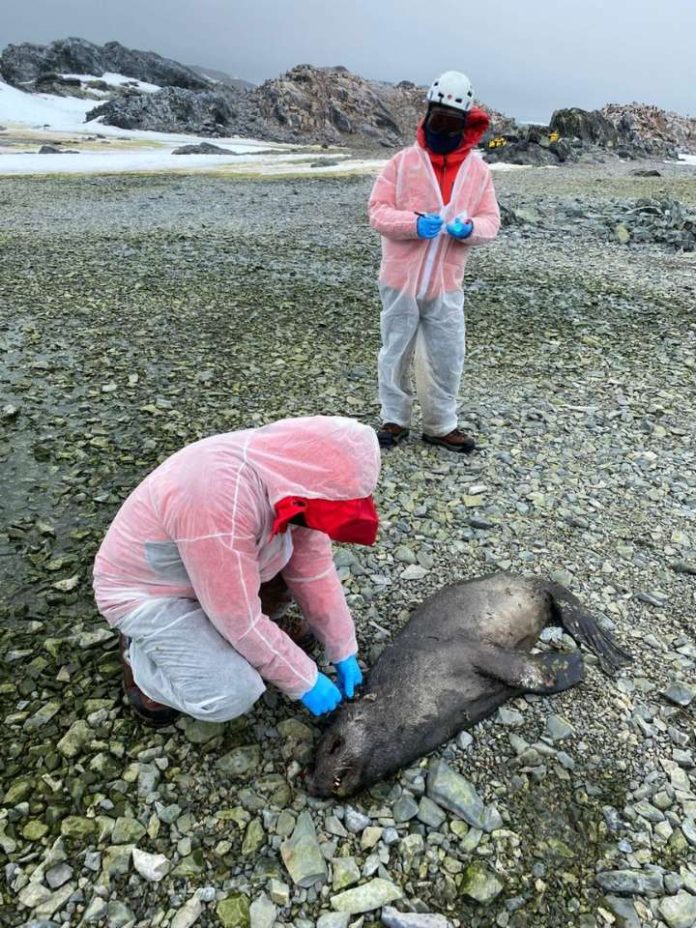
[93,416,381,722]
[369,120,500,435]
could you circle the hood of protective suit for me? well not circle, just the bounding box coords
[244,415,381,506]
[416,105,490,161]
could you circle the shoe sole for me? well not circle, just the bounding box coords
[422,434,476,454]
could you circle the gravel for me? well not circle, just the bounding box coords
[1,156,694,927]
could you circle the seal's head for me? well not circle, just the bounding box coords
[306,698,380,798]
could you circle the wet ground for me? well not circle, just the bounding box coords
[1,160,695,927]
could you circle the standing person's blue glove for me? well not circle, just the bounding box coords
[334,655,363,698]
[300,673,342,716]
[416,213,443,239]
[446,217,474,240]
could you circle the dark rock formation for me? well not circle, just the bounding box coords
[0,37,209,91]
[87,87,238,135]
[550,107,620,145]
[171,142,239,155]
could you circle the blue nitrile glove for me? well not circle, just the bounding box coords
[334,655,363,698]
[300,672,343,716]
[416,213,443,239]
[446,217,474,240]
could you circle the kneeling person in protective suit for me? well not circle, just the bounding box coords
[369,70,501,453]
[93,416,379,726]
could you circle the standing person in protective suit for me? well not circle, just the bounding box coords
[369,70,501,453]
[93,416,380,727]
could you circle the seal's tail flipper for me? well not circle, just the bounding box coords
[544,582,633,675]
[473,646,584,695]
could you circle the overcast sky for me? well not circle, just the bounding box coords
[1,0,694,122]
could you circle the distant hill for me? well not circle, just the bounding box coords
[0,37,209,91]
[2,37,694,155]
[189,64,255,91]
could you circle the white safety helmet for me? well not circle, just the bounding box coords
[426,71,474,113]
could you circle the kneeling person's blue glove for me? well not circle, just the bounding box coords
[446,217,474,240]
[334,654,363,698]
[301,672,342,716]
[417,213,443,239]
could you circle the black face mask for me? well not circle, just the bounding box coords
[425,126,463,154]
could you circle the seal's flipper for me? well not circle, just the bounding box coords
[473,646,584,694]
[543,582,633,675]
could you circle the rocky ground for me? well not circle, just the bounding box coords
[1,157,695,928]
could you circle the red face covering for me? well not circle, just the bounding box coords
[272,496,379,546]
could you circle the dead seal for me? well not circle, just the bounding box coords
[308,572,631,798]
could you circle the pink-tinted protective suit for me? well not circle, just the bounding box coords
[368,122,500,435]
[368,126,500,300]
[93,416,381,702]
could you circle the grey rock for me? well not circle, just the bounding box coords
[280,811,328,887]
[214,745,261,779]
[461,862,504,903]
[393,793,419,823]
[659,892,696,928]
[44,862,73,889]
[417,796,447,828]
[381,907,454,927]
[456,731,474,751]
[81,897,108,923]
[332,857,361,891]
[317,915,350,928]
[497,707,523,726]
[664,683,695,707]
[171,896,204,928]
[56,720,92,758]
[682,818,696,846]
[106,900,136,928]
[132,847,171,881]
[545,715,575,741]
[172,142,239,156]
[400,564,428,581]
[249,893,277,928]
[602,896,642,928]
[595,869,664,895]
[426,760,486,829]
[344,808,371,833]
[331,878,402,914]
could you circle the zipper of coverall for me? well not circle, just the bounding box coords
[416,147,446,301]
[417,149,473,301]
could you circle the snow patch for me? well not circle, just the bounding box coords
[60,72,162,94]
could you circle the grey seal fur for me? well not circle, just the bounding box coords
[308,572,631,798]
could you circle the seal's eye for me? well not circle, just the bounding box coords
[333,775,342,791]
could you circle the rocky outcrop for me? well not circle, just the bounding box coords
[250,65,423,146]
[550,107,680,158]
[84,62,509,149]
[601,102,696,155]
[486,105,685,166]
[0,37,209,91]
[87,87,240,135]
[549,108,620,145]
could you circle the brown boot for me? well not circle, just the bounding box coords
[119,634,180,728]
[422,428,476,453]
